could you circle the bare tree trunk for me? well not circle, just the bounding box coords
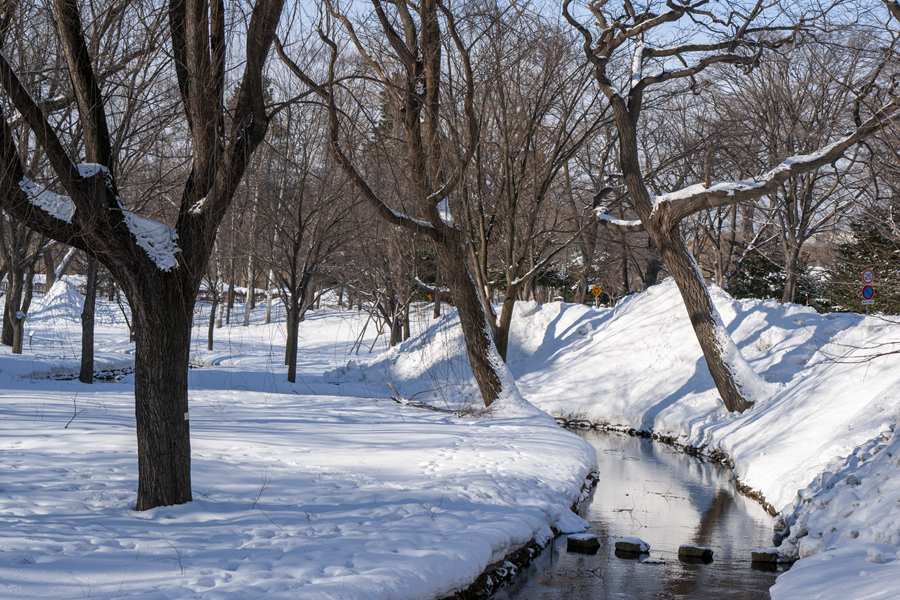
[131,291,193,510]
[207,290,218,351]
[613,100,754,413]
[43,246,55,290]
[264,269,274,324]
[435,236,502,403]
[79,255,97,383]
[432,286,441,318]
[225,280,234,325]
[11,262,35,354]
[2,265,21,346]
[782,244,801,304]
[494,282,520,362]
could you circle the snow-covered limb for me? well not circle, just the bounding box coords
[654,103,900,223]
[18,177,76,223]
[120,208,181,272]
[414,277,450,295]
[593,206,644,233]
[629,33,644,92]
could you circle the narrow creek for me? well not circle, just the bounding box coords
[494,429,785,599]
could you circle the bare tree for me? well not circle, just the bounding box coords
[566,0,899,412]
[279,0,515,406]
[460,9,607,360]
[0,0,285,509]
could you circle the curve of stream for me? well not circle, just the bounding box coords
[494,429,786,600]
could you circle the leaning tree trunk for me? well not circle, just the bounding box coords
[434,231,502,405]
[79,256,98,383]
[131,286,194,511]
[655,226,754,413]
[614,102,754,414]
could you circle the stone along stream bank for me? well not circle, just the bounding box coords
[493,430,786,599]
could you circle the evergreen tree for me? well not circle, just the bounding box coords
[821,221,900,313]
[729,248,785,301]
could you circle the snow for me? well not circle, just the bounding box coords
[121,208,181,271]
[18,177,76,223]
[0,291,594,599]
[2,276,900,598]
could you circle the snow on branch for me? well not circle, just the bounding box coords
[594,206,645,233]
[656,103,900,223]
[120,207,181,272]
[18,177,76,223]
[414,277,449,295]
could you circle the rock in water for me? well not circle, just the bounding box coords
[751,548,779,564]
[566,533,600,553]
[678,545,714,561]
[614,537,650,554]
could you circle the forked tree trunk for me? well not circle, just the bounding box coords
[614,103,754,414]
[79,256,98,383]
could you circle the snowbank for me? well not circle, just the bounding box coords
[348,278,900,598]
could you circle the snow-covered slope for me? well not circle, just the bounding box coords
[348,278,900,599]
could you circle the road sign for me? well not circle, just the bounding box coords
[591,285,602,297]
[862,268,875,284]
[862,299,875,306]
[862,285,875,300]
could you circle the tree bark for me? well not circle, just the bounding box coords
[131,288,193,510]
[79,255,97,383]
[434,233,502,404]
[207,289,218,351]
[613,98,754,413]
[494,284,518,362]
[432,286,441,318]
[782,243,801,304]
[2,265,22,346]
[656,226,754,412]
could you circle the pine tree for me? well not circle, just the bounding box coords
[821,221,900,313]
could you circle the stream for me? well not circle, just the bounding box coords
[494,429,785,600]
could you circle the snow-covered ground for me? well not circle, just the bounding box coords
[2,276,899,598]
[0,279,595,599]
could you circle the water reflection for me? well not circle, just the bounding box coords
[494,430,782,600]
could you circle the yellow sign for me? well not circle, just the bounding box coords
[591,285,602,297]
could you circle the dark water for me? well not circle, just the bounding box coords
[494,430,784,600]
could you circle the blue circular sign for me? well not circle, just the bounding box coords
[862,285,875,299]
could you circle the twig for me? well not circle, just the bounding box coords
[64,394,85,428]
